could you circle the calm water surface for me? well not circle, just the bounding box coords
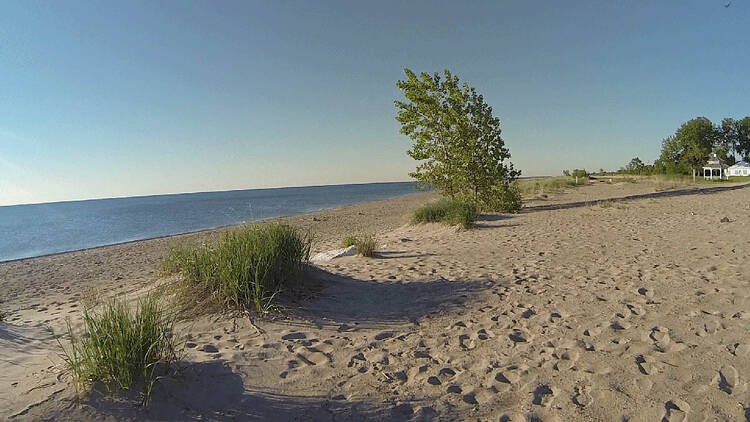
[0,182,419,262]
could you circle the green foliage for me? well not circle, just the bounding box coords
[570,169,589,179]
[61,295,178,405]
[483,182,522,213]
[162,224,311,313]
[719,117,750,160]
[656,117,716,179]
[395,68,520,211]
[340,236,359,248]
[625,157,645,173]
[355,234,377,257]
[412,199,478,229]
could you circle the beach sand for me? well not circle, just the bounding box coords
[2,180,750,421]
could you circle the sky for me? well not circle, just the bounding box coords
[1,1,748,206]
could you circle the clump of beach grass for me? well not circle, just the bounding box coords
[412,199,478,229]
[516,176,587,197]
[340,234,378,257]
[341,236,359,248]
[162,223,312,314]
[61,294,178,405]
[355,234,377,257]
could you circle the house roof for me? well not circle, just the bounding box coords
[704,153,728,169]
[728,160,750,169]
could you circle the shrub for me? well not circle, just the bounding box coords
[483,182,523,213]
[162,224,311,313]
[412,199,477,229]
[61,295,178,405]
[355,234,377,257]
[341,236,359,248]
[571,169,589,179]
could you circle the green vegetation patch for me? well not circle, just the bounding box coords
[517,176,586,196]
[162,223,311,313]
[412,199,478,229]
[61,295,178,405]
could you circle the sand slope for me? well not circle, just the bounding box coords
[2,182,750,421]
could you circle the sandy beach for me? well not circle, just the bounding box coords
[2,180,750,421]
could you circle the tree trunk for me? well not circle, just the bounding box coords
[692,168,696,183]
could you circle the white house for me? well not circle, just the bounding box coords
[727,160,750,177]
[703,153,728,180]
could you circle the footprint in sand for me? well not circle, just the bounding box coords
[731,343,750,357]
[662,399,690,422]
[200,343,219,353]
[636,355,660,375]
[649,326,672,352]
[554,348,580,371]
[458,333,477,350]
[716,365,745,395]
[572,385,593,407]
[532,384,555,407]
[374,331,394,341]
[509,329,530,343]
[697,320,722,337]
[296,347,330,366]
[626,303,646,317]
[281,331,307,341]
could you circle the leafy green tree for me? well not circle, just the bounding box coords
[395,69,520,211]
[571,169,589,179]
[656,117,716,181]
[719,118,739,158]
[624,157,645,174]
[735,117,750,159]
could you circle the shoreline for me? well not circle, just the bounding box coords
[0,190,430,265]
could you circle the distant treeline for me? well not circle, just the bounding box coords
[608,117,750,178]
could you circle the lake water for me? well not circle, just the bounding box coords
[0,182,419,262]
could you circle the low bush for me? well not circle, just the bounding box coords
[162,224,311,313]
[483,183,523,213]
[61,295,178,405]
[412,199,478,229]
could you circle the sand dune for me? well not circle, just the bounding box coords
[2,182,750,420]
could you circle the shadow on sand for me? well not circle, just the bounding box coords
[64,360,424,421]
[284,267,495,329]
[60,266,483,421]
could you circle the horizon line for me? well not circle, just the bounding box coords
[0,175,552,208]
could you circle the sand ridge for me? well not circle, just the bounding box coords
[2,182,750,420]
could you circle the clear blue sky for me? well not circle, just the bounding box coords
[1,1,748,205]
